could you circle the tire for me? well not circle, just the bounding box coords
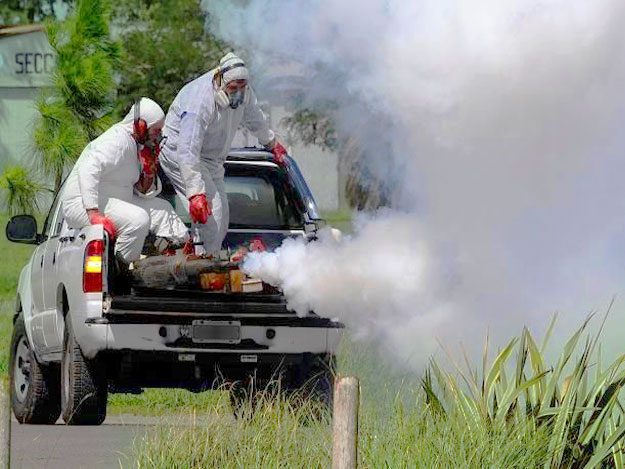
[291,355,335,416]
[61,315,107,425]
[228,380,264,418]
[10,314,61,424]
[308,365,334,409]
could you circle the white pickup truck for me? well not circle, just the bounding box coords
[6,150,344,425]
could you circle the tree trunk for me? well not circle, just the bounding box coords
[55,170,63,194]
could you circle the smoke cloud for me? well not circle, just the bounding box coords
[205,0,625,365]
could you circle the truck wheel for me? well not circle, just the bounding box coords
[291,355,335,415]
[61,315,107,425]
[308,366,334,409]
[10,314,61,424]
[229,381,260,418]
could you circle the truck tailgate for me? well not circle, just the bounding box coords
[111,291,292,315]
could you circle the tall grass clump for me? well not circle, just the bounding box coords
[424,313,625,468]
[129,314,625,468]
[131,386,331,468]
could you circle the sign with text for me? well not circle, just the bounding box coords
[0,30,56,87]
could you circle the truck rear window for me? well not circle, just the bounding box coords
[225,168,304,229]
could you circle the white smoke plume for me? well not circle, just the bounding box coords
[205,0,625,365]
[243,212,458,361]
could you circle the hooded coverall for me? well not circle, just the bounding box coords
[159,70,275,254]
[62,101,188,263]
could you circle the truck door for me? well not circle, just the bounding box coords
[28,190,63,355]
[28,243,47,353]
[40,191,66,353]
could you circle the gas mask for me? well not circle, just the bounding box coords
[135,135,165,194]
[139,134,165,166]
[228,87,245,109]
[215,85,247,110]
[137,134,165,181]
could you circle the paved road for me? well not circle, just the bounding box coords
[10,415,154,469]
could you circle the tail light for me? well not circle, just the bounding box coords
[83,239,104,293]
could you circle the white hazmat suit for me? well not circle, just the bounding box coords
[62,98,188,263]
[160,54,275,254]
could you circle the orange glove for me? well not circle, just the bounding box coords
[88,210,116,240]
[188,194,211,224]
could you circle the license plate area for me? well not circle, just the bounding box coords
[192,320,241,344]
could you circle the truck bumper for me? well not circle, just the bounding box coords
[79,317,344,359]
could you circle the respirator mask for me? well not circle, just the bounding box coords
[215,81,248,110]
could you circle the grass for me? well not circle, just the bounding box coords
[108,389,225,416]
[130,401,551,468]
[125,342,548,469]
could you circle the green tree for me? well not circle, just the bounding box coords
[281,108,338,151]
[0,0,71,26]
[0,166,51,215]
[33,0,118,191]
[112,0,225,114]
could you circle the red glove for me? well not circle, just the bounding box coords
[88,211,116,240]
[270,140,287,165]
[249,238,266,252]
[189,194,211,224]
[162,246,176,256]
[182,238,195,255]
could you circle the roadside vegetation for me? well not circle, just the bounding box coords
[127,315,625,468]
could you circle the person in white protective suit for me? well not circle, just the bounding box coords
[159,52,288,255]
[62,97,189,264]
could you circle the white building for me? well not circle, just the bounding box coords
[0,24,55,171]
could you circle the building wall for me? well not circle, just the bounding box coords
[0,87,39,169]
[0,27,54,171]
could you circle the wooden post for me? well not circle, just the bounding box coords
[332,376,359,469]
[0,376,10,468]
